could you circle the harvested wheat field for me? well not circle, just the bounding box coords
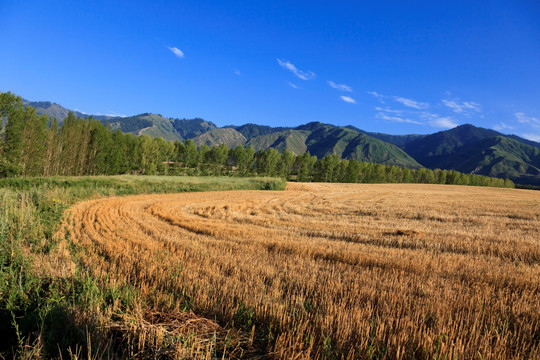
[62,183,540,359]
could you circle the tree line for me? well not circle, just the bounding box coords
[0,92,514,188]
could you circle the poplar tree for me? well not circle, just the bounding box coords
[0,92,25,176]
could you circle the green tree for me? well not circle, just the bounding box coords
[256,148,280,176]
[344,159,361,183]
[278,149,295,178]
[108,130,128,174]
[138,135,158,175]
[314,154,340,182]
[20,110,48,176]
[0,92,26,176]
[335,159,349,182]
[124,133,141,173]
[44,117,60,176]
[416,168,435,184]
[401,167,414,183]
[293,152,317,182]
[434,169,447,184]
[206,144,229,175]
[88,119,113,175]
[184,139,199,168]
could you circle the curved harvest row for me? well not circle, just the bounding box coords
[63,183,540,359]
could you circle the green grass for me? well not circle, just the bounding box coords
[0,175,286,194]
[0,175,285,359]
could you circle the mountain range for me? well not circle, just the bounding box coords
[25,98,540,185]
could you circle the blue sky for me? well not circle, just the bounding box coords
[1,1,539,138]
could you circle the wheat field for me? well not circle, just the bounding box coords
[61,183,540,359]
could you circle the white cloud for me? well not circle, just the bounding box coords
[420,112,458,128]
[277,58,316,80]
[429,117,458,128]
[75,109,126,117]
[340,96,356,104]
[375,107,405,116]
[368,91,385,103]
[493,122,515,131]
[442,98,481,115]
[522,133,540,142]
[95,112,127,117]
[233,69,241,76]
[168,46,184,59]
[328,81,352,92]
[287,82,299,89]
[376,112,422,125]
[515,112,540,127]
[393,96,429,110]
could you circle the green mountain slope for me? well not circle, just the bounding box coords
[401,124,540,184]
[506,134,540,149]
[402,124,502,167]
[226,123,290,140]
[435,136,540,185]
[342,134,422,167]
[296,122,421,167]
[247,130,310,154]
[23,98,216,143]
[100,116,153,133]
[345,125,426,147]
[22,100,114,122]
[101,113,182,141]
[171,118,217,139]
[301,122,361,157]
[134,114,183,141]
[192,128,247,147]
[246,122,420,167]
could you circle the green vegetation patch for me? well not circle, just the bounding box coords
[0,175,285,358]
[0,175,286,194]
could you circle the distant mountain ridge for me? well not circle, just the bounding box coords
[225,123,290,139]
[22,100,114,122]
[192,128,247,147]
[401,125,540,185]
[171,118,217,139]
[25,96,540,185]
[295,122,421,167]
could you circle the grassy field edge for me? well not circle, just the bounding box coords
[0,175,286,359]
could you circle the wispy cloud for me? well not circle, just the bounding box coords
[368,91,385,103]
[75,109,126,118]
[369,92,468,129]
[515,112,540,127]
[277,58,316,80]
[370,92,429,109]
[442,98,481,115]
[376,112,422,125]
[429,117,458,128]
[328,81,352,92]
[168,46,184,59]
[393,96,429,110]
[421,112,458,128]
[233,69,241,76]
[522,133,540,142]
[493,122,515,131]
[340,96,356,104]
[287,82,299,89]
[375,101,425,125]
[95,112,127,118]
[375,107,405,116]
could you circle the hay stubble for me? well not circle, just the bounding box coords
[63,183,540,359]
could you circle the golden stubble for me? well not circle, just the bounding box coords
[62,183,540,359]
